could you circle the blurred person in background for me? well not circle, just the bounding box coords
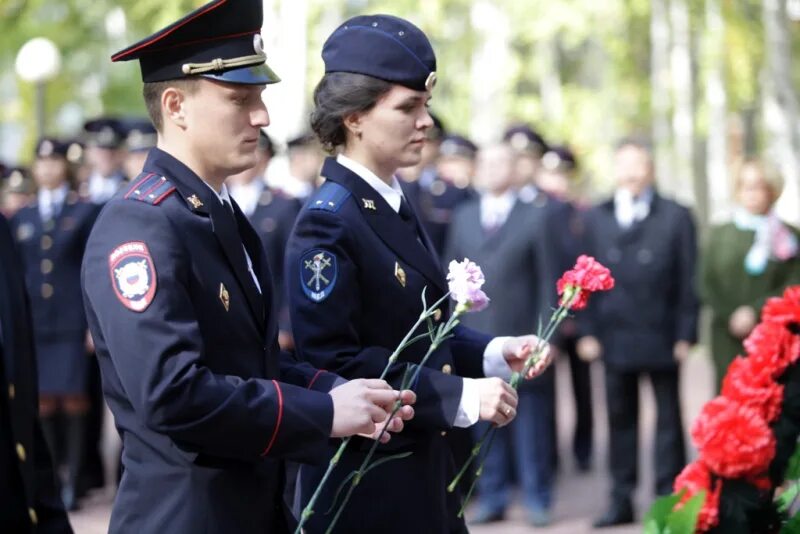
[278,133,324,203]
[83,118,127,205]
[10,139,99,510]
[503,124,549,204]
[0,210,73,533]
[577,139,698,527]
[2,167,35,219]
[397,111,445,186]
[701,159,800,390]
[416,133,477,257]
[445,142,558,526]
[121,118,158,180]
[228,130,301,350]
[537,145,595,473]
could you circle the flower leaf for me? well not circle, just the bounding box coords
[777,482,800,513]
[781,511,800,533]
[666,490,704,534]
[784,441,800,481]
[644,491,683,531]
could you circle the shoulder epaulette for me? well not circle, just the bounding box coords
[307,181,350,213]
[124,173,176,206]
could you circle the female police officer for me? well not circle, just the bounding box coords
[11,138,99,510]
[286,15,553,533]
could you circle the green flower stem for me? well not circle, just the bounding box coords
[294,291,451,534]
[325,311,463,534]
[449,291,579,513]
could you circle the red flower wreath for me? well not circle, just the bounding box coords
[744,320,800,378]
[761,286,800,328]
[721,356,785,423]
[691,396,776,479]
[673,460,721,532]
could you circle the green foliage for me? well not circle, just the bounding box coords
[643,490,703,534]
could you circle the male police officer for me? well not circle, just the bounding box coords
[81,1,414,532]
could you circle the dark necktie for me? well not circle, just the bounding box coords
[398,197,421,238]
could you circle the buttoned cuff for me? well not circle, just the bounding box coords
[482,336,513,381]
[453,377,480,428]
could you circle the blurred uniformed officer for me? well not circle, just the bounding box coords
[10,138,100,510]
[278,133,323,202]
[228,131,301,349]
[83,118,127,205]
[120,117,157,180]
[81,1,414,532]
[0,212,73,533]
[287,15,553,533]
[503,124,549,204]
[1,166,35,219]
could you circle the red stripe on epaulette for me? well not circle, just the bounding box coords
[111,0,227,61]
[152,186,176,205]
[124,173,155,200]
[307,369,327,389]
[261,380,284,456]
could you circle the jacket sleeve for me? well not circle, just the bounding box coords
[81,200,333,463]
[286,208,464,431]
[674,206,700,343]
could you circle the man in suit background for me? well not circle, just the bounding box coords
[445,143,558,526]
[577,139,698,527]
[0,211,73,533]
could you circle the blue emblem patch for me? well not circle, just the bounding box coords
[300,249,338,302]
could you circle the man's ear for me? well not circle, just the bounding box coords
[162,87,188,130]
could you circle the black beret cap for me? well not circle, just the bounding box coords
[439,134,478,160]
[121,118,158,153]
[34,137,69,159]
[503,124,549,156]
[322,14,437,92]
[111,0,279,86]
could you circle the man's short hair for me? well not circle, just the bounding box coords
[142,79,200,132]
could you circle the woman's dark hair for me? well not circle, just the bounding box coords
[310,72,392,152]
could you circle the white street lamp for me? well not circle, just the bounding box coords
[15,37,62,138]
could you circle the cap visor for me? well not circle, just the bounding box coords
[201,63,281,85]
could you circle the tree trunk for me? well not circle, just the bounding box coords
[469,1,511,144]
[704,0,728,224]
[651,0,673,195]
[538,36,563,127]
[669,0,697,208]
[762,0,800,224]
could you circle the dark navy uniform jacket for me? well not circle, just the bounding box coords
[11,194,98,340]
[286,157,491,534]
[81,148,340,533]
[0,214,72,534]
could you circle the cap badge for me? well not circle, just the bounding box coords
[253,34,264,55]
[425,72,437,91]
[39,140,54,157]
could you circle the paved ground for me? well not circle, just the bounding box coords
[68,348,714,534]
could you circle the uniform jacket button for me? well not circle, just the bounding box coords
[8,383,14,400]
[440,431,447,437]
[441,364,452,375]
[28,508,38,525]
[16,443,26,462]
[41,283,54,299]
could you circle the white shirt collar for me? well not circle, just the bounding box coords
[337,154,404,213]
[480,191,517,229]
[38,184,69,207]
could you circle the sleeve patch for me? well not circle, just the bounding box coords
[108,241,157,312]
[300,249,337,302]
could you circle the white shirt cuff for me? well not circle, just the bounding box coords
[483,336,513,381]
[453,377,481,428]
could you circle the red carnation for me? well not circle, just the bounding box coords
[673,461,721,532]
[556,255,615,310]
[761,286,800,328]
[721,356,784,423]
[745,320,800,378]
[691,396,775,479]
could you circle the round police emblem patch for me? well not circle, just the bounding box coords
[300,249,337,302]
[108,241,157,312]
